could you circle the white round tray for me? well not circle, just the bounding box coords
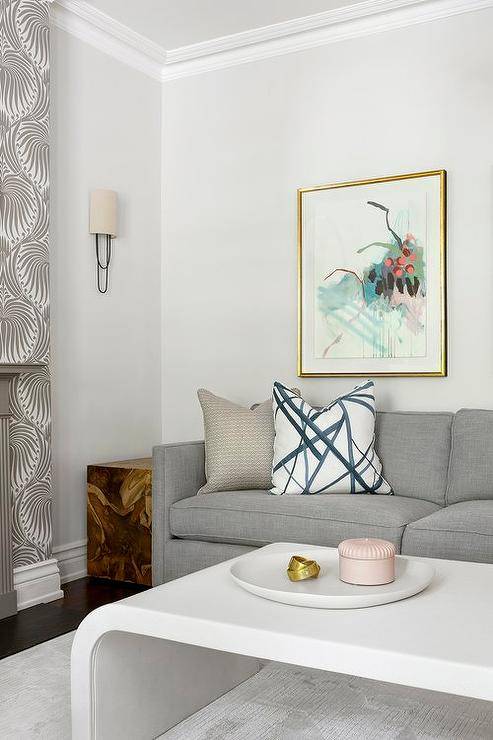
[230,548,434,609]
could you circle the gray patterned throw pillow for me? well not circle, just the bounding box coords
[197,388,277,494]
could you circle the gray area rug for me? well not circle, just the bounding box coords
[164,663,493,740]
[0,631,73,739]
[0,632,492,739]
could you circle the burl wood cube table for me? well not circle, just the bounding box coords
[87,458,152,586]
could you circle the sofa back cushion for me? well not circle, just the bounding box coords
[375,412,453,506]
[446,409,493,504]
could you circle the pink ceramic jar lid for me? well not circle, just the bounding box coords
[338,538,396,560]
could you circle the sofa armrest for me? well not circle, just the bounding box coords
[152,441,205,585]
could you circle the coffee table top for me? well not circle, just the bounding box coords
[90,543,493,701]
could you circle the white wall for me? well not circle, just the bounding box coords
[162,8,493,442]
[50,29,161,549]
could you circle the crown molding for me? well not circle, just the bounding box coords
[52,0,493,83]
[166,0,431,65]
[162,0,493,80]
[52,0,165,81]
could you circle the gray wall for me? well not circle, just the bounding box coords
[162,8,493,442]
[50,28,162,551]
[0,0,52,566]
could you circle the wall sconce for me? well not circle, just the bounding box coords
[89,189,117,293]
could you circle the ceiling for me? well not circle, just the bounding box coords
[88,0,363,50]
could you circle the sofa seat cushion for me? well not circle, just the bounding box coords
[170,491,439,551]
[402,501,493,563]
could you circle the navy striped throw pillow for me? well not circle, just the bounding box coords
[271,380,392,495]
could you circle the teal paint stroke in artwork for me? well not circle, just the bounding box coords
[318,285,387,355]
[330,311,387,356]
[317,272,362,312]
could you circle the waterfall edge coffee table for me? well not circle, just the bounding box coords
[71,542,493,739]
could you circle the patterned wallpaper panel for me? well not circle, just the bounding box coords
[0,0,52,565]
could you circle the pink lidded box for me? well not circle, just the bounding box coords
[338,538,396,585]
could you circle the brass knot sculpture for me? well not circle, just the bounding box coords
[287,555,321,582]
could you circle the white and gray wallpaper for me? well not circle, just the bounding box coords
[0,0,51,566]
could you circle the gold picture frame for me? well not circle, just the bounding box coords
[298,170,447,377]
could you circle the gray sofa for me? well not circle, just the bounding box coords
[152,409,493,585]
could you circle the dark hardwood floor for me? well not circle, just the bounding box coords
[0,577,147,660]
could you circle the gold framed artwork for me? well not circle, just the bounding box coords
[298,170,447,377]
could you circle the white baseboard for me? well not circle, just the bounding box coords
[14,559,64,610]
[53,539,87,584]
[12,540,88,610]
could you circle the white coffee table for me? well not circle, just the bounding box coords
[71,543,493,739]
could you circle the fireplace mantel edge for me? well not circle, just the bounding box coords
[0,363,48,618]
[0,365,47,417]
[0,363,46,375]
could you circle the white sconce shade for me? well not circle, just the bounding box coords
[89,189,117,237]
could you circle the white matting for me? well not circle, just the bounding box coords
[1,631,492,739]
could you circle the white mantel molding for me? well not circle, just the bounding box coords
[52,0,493,82]
[0,365,50,617]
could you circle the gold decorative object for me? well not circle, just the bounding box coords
[287,555,321,581]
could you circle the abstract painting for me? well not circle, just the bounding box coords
[298,171,446,377]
